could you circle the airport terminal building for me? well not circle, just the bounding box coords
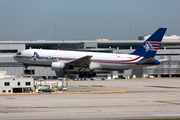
[0,35,180,79]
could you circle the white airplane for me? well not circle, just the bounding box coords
[13,28,167,77]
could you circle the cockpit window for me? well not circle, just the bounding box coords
[17,52,21,55]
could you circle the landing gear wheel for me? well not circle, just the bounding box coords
[91,72,96,77]
[87,74,91,78]
[79,73,83,78]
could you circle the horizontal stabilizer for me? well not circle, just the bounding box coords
[136,58,155,64]
[158,58,169,62]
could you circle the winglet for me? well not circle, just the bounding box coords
[131,28,167,58]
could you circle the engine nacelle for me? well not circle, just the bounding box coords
[51,62,65,71]
[51,62,74,71]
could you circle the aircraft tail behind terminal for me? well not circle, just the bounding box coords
[131,28,167,58]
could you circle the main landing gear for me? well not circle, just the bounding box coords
[24,64,28,70]
[78,72,96,78]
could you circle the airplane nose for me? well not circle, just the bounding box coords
[13,55,17,61]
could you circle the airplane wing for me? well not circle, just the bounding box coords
[136,58,156,64]
[66,55,93,70]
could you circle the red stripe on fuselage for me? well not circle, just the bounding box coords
[58,57,76,60]
[58,56,142,63]
[16,56,32,59]
[19,56,142,63]
[92,56,142,62]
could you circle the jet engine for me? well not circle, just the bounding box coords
[51,62,74,71]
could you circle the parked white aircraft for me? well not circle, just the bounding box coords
[13,28,167,77]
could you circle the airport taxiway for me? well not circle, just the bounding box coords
[0,78,180,120]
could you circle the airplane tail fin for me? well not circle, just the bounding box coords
[131,28,167,58]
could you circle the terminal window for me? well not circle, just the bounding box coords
[25,82,31,86]
[3,90,6,93]
[17,82,20,86]
[4,82,10,86]
[0,50,18,53]
[8,90,11,93]
[86,47,96,49]
[24,70,35,75]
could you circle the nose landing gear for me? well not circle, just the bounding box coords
[24,64,28,70]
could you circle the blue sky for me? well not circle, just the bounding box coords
[0,0,179,40]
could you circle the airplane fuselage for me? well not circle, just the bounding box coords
[13,49,157,71]
[13,28,167,78]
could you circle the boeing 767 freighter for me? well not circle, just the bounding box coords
[13,28,167,77]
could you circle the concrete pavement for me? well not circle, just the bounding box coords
[0,78,180,120]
